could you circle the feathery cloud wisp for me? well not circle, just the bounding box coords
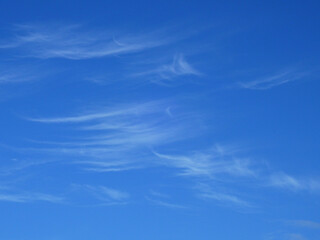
[288,220,320,229]
[146,197,187,209]
[286,233,308,240]
[195,183,252,208]
[28,101,163,123]
[0,72,33,84]
[0,65,42,85]
[156,54,201,78]
[77,185,129,204]
[268,172,320,192]
[0,191,63,203]
[153,147,255,179]
[132,54,201,84]
[239,70,308,90]
[199,191,251,207]
[1,24,171,60]
[26,101,198,173]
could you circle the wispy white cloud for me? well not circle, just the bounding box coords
[269,173,302,190]
[268,172,320,192]
[146,190,187,209]
[152,146,259,208]
[76,184,129,204]
[195,183,252,208]
[0,64,43,85]
[0,191,63,203]
[288,220,320,229]
[0,158,55,176]
[146,196,187,209]
[20,101,320,209]
[26,101,199,173]
[149,190,170,199]
[287,233,308,240]
[78,160,142,173]
[199,191,251,207]
[132,54,201,84]
[239,70,308,90]
[153,146,255,179]
[1,24,171,60]
[28,101,163,123]
[265,232,309,240]
[0,72,34,84]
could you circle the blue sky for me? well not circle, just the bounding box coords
[0,1,320,239]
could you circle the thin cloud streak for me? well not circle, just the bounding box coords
[146,197,187,209]
[288,220,320,229]
[195,183,253,208]
[77,184,129,204]
[268,172,320,192]
[239,70,308,90]
[20,102,320,209]
[28,101,164,123]
[1,24,172,60]
[286,233,308,240]
[0,191,64,203]
[78,160,142,173]
[0,65,43,85]
[0,73,34,84]
[132,54,201,84]
[199,191,252,207]
[25,101,199,173]
[153,147,255,179]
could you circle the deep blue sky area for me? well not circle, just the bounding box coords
[0,1,320,240]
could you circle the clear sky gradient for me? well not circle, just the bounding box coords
[0,1,320,240]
